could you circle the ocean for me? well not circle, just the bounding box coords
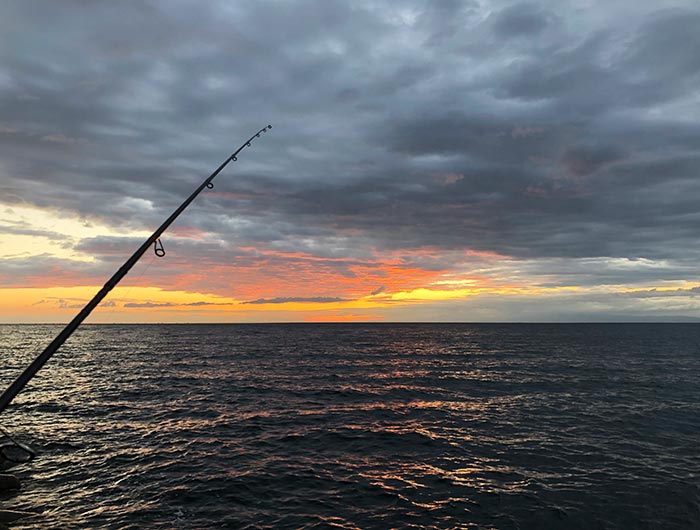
[0,323,699,529]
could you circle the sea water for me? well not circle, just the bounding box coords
[0,323,699,529]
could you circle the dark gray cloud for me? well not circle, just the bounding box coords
[491,2,556,37]
[123,300,229,308]
[2,0,700,311]
[242,297,347,305]
[0,223,69,242]
[123,301,175,308]
[618,286,700,299]
[0,254,105,287]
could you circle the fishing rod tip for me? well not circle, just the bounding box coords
[267,124,272,129]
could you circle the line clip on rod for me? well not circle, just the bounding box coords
[154,239,165,257]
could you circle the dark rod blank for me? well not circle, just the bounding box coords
[0,125,272,415]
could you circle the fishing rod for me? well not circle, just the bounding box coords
[0,125,272,415]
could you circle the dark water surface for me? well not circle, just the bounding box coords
[0,323,699,529]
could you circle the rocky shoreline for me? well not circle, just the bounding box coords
[0,447,35,528]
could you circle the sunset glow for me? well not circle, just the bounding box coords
[2,200,699,323]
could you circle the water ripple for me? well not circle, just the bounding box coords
[1,323,699,528]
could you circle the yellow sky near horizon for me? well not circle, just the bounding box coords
[0,281,601,323]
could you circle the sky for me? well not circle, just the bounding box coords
[1,0,700,323]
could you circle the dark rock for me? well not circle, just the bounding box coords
[0,510,35,523]
[0,474,20,491]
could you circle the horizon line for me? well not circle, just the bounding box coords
[2,320,700,325]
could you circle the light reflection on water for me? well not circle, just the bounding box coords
[0,323,699,529]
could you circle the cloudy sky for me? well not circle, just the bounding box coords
[1,0,700,322]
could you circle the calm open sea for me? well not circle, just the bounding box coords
[0,323,699,529]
